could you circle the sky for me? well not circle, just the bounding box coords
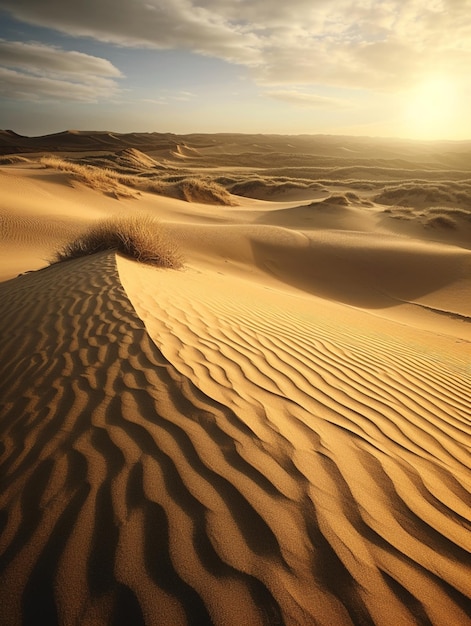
[0,0,470,139]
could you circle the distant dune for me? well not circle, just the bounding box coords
[1,132,470,625]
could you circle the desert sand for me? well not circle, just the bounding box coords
[0,132,470,626]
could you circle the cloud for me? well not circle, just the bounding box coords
[0,0,470,93]
[265,89,349,108]
[0,40,122,101]
[0,67,120,101]
[0,39,122,77]
[0,0,261,64]
[141,90,196,105]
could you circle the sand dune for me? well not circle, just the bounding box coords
[1,134,471,625]
[0,250,469,625]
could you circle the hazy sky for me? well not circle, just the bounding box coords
[0,0,470,139]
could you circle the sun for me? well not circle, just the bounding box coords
[402,77,458,139]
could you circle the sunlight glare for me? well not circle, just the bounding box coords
[403,77,458,139]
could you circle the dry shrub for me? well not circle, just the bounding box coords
[322,194,350,206]
[179,178,236,204]
[52,214,183,268]
[229,177,317,198]
[427,206,471,222]
[40,155,236,205]
[424,214,457,229]
[382,206,415,220]
[374,181,471,208]
[384,204,470,227]
[41,155,138,199]
[229,178,268,197]
[345,191,360,201]
[0,155,31,164]
[139,179,166,193]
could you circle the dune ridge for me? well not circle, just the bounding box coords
[1,250,469,625]
[118,257,471,626]
[1,135,471,625]
[0,252,327,625]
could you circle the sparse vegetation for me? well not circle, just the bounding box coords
[36,152,471,214]
[228,177,324,198]
[345,191,361,201]
[381,203,471,232]
[179,177,236,204]
[424,214,457,229]
[0,155,31,164]
[51,214,183,268]
[374,181,471,208]
[40,155,139,199]
[321,194,350,206]
[40,155,236,205]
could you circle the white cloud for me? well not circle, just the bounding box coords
[0,40,122,101]
[141,90,196,105]
[0,0,261,64]
[0,0,470,94]
[0,67,120,101]
[0,39,122,79]
[265,89,349,108]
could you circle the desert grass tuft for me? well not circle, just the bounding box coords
[40,155,236,205]
[374,181,471,209]
[0,155,31,164]
[424,214,457,229]
[52,214,183,268]
[179,177,237,205]
[41,155,138,199]
[321,194,350,206]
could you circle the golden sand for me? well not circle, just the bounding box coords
[1,134,470,625]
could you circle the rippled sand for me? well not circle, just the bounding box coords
[1,138,471,625]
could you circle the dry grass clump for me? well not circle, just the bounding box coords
[40,155,236,205]
[41,155,138,199]
[0,155,31,164]
[374,181,471,208]
[321,194,350,206]
[179,177,237,204]
[382,206,416,220]
[424,214,457,229]
[382,204,471,231]
[345,191,361,202]
[228,177,323,199]
[52,214,183,268]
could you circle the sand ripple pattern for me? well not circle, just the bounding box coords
[0,253,278,625]
[1,252,470,625]
[119,262,471,626]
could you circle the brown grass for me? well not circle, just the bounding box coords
[51,214,183,268]
[374,181,471,208]
[424,214,457,229]
[179,177,236,204]
[40,155,139,199]
[321,194,350,206]
[40,156,236,205]
[0,155,31,164]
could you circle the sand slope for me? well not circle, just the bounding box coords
[1,140,471,625]
[0,248,469,625]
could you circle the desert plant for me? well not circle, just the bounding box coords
[41,155,138,198]
[322,194,350,205]
[424,214,457,229]
[179,177,236,204]
[40,155,236,205]
[52,214,183,268]
[0,155,31,164]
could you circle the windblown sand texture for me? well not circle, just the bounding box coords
[1,132,471,626]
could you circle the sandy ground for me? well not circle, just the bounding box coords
[0,134,470,625]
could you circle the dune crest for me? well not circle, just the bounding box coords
[0,253,280,625]
[118,256,471,626]
[1,133,471,625]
